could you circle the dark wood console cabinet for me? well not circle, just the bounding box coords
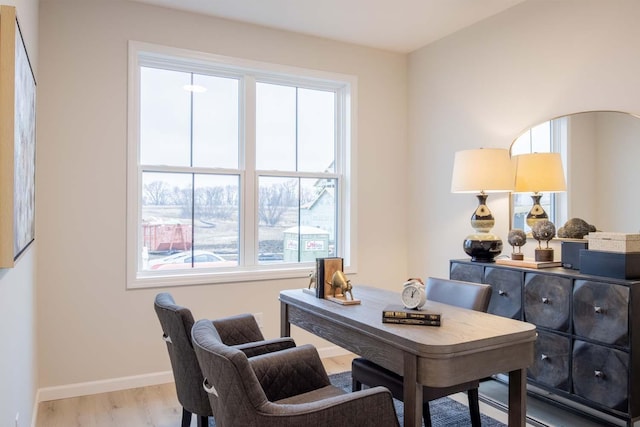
[450,259,640,426]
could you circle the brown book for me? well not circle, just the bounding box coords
[315,257,343,298]
[382,304,441,321]
[382,317,441,327]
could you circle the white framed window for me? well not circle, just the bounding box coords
[127,42,357,288]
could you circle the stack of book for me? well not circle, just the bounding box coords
[382,304,441,326]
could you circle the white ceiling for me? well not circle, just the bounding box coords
[128,0,526,53]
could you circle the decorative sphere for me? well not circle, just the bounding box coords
[557,218,596,239]
[532,220,556,243]
[507,229,527,248]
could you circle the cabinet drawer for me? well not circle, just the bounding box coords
[524,273,572,331]
[573,280,629,347]
[485,266,522,319]
[449,262,483,283]
[572,340,629,411]
[527,331,570,391]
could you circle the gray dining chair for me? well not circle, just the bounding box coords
[351,277,492,427]
[153,292,296,427]
[191,318,400,427]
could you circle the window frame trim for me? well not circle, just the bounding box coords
[126,41,357,289]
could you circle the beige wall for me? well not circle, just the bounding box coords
[37,0,408,391]
[0,1,38,426]
[407,0,640,272]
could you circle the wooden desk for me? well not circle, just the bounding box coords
[280,286,536,427]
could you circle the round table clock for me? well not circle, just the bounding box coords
[401,279,426,309]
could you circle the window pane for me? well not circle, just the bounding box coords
[192,74,240,169]
[142,172,193,270]
[142,172,240,271]
[257,176,337,263]
[140,67,191,166]
[530,121,551,153]
[256,83,296,170]
[193,174,239,267]
[258,176,298,262]
[511,132,531,155]
[301,177,337,256]
[298,88,335,172]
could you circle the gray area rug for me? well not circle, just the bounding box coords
[209,371,506,426]
[329,371,505,427]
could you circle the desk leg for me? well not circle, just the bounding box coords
[508,368,526,426]
[280,301,290,337]
[403,352,422,427]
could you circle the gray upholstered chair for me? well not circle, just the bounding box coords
[191,318,400,427]
[351,277,492,427]
[153,293,296,427]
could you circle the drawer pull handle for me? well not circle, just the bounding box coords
[594,370,604,378]
[541,354,549,361]
[498,290,507,296]
[594,306,603,314]
[203,378,218,396]
[542,297,550,304]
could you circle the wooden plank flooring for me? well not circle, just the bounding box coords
[36,354,355,427]
[35,352,600,427]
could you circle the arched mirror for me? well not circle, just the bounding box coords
[510,111,640,234]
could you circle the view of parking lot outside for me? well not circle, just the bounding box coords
[139,67,338,270]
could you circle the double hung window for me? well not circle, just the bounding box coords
[127,43,356,288]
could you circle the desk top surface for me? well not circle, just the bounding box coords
[280,285,536,357]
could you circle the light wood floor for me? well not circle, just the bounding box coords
[35,353,604,427]
[36,355,355,427]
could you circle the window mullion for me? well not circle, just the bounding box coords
[243,76,257,264]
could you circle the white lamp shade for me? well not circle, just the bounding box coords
[451,148,514,193]
[513,152,567,193]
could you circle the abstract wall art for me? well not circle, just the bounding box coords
[0,5,36,268]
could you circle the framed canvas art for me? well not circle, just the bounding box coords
[0,6,36,267]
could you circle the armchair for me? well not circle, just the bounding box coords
[153,293,296,427]
[191,318,400,427]
[351,277,492,427]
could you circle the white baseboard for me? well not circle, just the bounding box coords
[37,370,174,402]
[35,345,351,404]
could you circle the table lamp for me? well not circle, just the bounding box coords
[451,148,514,262]
[513,152,566,228]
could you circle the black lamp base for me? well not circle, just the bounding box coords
[463,233,503,262]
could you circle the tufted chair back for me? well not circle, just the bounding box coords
[192,318,399,427]
[192,319,268,426]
